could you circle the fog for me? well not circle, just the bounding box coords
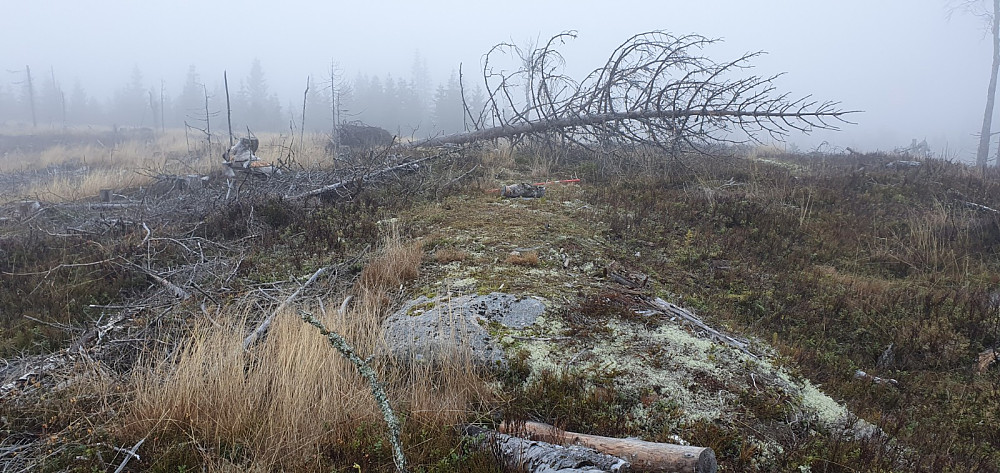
[2,0,991,160]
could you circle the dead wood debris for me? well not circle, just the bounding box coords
[978,348,998,374]
[463,425,630,473]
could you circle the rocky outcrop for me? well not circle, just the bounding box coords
[382,292,545,366]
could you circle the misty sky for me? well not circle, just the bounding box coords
[3,0,992,160]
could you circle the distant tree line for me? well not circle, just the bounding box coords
[0,53,481,139]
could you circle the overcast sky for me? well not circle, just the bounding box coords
[2,0,992,160]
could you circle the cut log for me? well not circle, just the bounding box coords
[500,421,716,473]
[463,425,630,473]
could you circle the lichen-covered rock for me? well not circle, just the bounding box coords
[382,292,545,366]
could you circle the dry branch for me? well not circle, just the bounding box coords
[501,421,716,473]
[126,263,191,300]
[285,151,453,200]
[243,266,329,349]
[645,297,752,357]
[854,369,899,387]
[301,310,407,473]
[112,437,145,473]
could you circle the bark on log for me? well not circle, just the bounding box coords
[464,425,630,473]
[500,421,716,473]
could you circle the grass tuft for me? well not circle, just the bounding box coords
[123,233,490,471]
[434,248,468,264]
[505,251,539,267]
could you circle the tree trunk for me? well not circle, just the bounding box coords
[464,425,630,473]
[224,71,234,148]
[25,65,37,129]
[978,0,1000,168]
[501,421,717,473]
[404,108,848,150]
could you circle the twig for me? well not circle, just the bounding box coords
[200,301,223,329]
[444,164,480,187]
[2,258,117,277]
[300,310,407,473]
[112,437,145,473]
[22,315,80,333]
[139,222,151,246]
[965,200,1000,213]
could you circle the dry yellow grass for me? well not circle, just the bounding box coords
[0,128,341,204]
[434,248,468,264]
[356,228,424,297]
[0,130,193,172]
[28,168,153,204]
[506,250,539,266]
[124,231,487,471]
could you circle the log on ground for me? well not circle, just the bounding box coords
[500,421,717,473]
[463,425,630,473]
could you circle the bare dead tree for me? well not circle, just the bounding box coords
[148,90,159,132]
[25,65,37,129]
[203,84,212,158]
[968,0,1000,168]
[224,71,234,148]
[183,85,218,159]
[160,80,166,134]
[410,31,853,158]
[50,67,67,129]
[300,76,309,157]
[329,61,343,159]
[60,89,67,129]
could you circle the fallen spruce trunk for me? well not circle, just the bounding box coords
[463,425,630,473]
[500,421,717,473]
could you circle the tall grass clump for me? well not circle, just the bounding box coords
[123,232,491,471]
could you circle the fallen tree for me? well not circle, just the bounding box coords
[293,31,851,200]
[409,31,852,156]
[408,108,847,150]
[285,151,450,200]
[499,421,717,473]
